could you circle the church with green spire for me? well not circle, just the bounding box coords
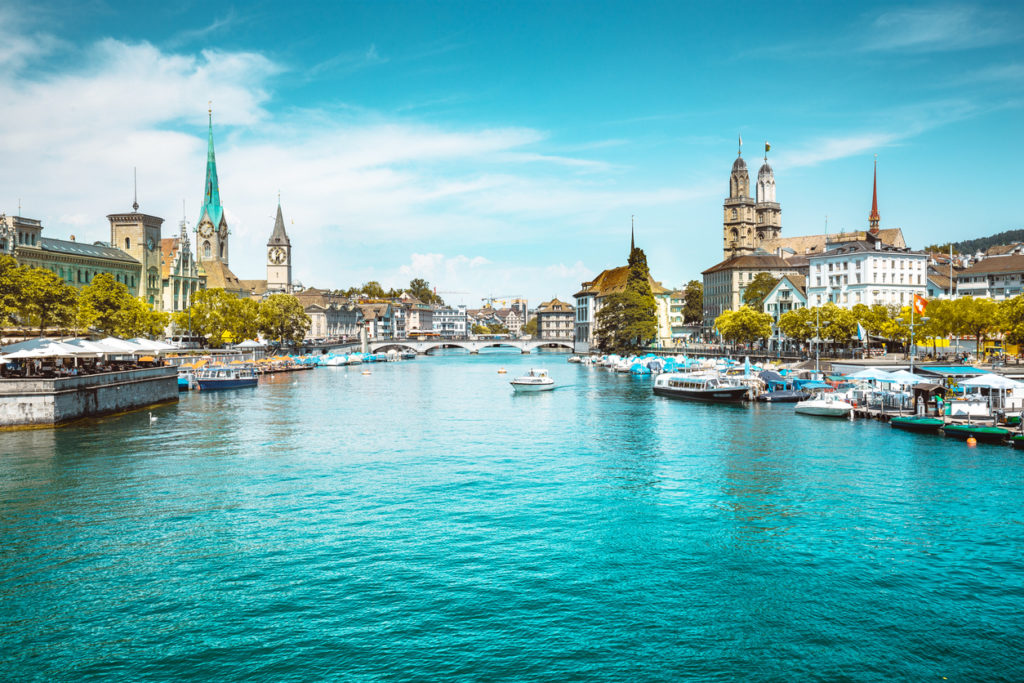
[195,108,245,296]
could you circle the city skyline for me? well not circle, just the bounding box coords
[1,1,1022,305]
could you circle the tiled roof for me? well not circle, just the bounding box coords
[536,298,573,313]
[38,237,139,263]
[201,260,246,294]
[702,253,798,275]
[359,303,392,320]
[957,254,1024,276]
[761,228,905,255]
[576,265,670,297]
[239,279,268,296]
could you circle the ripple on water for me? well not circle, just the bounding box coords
[1,353,1024,681]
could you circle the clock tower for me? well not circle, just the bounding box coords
[108,189,164,306]
[266,199,292,294]
[196,107,230,266]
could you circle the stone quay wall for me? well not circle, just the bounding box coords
[0,366,178,428]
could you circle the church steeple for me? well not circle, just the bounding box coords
[268,196,291,247]
[195,104,229,265]
[266,195,293,294]
[199,105,224,232]
[868,154,880,234]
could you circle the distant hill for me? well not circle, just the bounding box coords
[925,229,1024,254]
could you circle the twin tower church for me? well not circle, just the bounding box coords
[108,109,294,313]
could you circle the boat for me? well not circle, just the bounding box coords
[652,372,749,403]
[890,416,945,434]
[196,365,258,391]
[756,389,807,403]
[1011,434,1024,450]
[400,351,416,360]
[794,393,853,417]
[941,423,1011,444]
[177,366,196,391]
[510,368,555,392]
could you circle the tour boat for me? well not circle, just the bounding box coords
[794,393,853,417]
[177,367,196,391]
[890,416,945,434]
[652,372,749,403]
[941,423,1011,444]
[196,365,258,391]
[511,368,555,392]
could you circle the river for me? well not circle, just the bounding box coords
[1,350,1022,680]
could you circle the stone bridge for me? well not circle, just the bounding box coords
[369,338,574,355]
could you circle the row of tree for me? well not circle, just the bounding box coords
[714,296,1023,352]
[0,256,167,337]
[334,278,445,305]
[0,255,310,344]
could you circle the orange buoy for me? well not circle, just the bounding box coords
[966,437,977,447]
[361,370,371,375]
[497,368,507,374]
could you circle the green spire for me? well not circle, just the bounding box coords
[197,107,224,231]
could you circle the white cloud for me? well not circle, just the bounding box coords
[866,5,1014,53]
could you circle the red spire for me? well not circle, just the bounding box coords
[868,155,880,234]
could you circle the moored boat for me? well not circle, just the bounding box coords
[511,368,555,392]
[196,365,258,391]
[177,367,196,391]
[1011,434,1024,450]
[890,416,945,434]
[794,393,853,417]
[941,423,1010,444]
[652,372,749,403]
[756,389,807,402]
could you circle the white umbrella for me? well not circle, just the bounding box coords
[960,374,1024,390]
[846,368,895,382]
[887,369,925,385]
[97,337,149,354]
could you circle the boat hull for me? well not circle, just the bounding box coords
[756,390,806,403]
[511,382,555,393]
[197,378,258,391]
[890,417,944,434]
[1012,435,1024,450]
[653,385,748,403]
[794,402,852,417]
[941,424,1010,444]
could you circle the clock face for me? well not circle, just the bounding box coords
[198,222,213,238]
[269,247,286,264]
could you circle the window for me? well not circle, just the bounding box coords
[203,241,211,259]
[731,209,737,220]
[125,237,131,250]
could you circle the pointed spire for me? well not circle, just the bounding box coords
[132,167,139,212]
[197,104,225,233]
[269,197,290,246]
[868,154,880,234]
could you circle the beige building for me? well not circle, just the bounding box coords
[573,264,672,350]
[159,219,205,313]
[108,204,164,306]
[535,298,574,340]
[702,253,803,324]
[723,138,783,260]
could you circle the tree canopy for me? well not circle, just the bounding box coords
[741,273,778,310]
[595,245,658,353]
[682,280,703,324]
[259,293,311,344]
[715,305,772,344]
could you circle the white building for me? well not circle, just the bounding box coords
[762,274,807,321]
[955,254,1024,300]
[805,238,927,308]
[434,305,468,338]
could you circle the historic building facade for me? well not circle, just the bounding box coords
[160,218,205,313]
[0,213,141,291]
[723,139,782,260]
[534,298,574,340]
[266,200,292,294]
[107,200,164,306]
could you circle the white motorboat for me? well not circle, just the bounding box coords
[511,368,555,392]
[794,393,854,417]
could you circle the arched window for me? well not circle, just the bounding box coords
[219,241,225,258]
[203,241,211,259]
[125,237,131,250]
[731,209,738,220]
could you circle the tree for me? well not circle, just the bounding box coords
[999,295,1024,346]
[595,244,658,353]
[742,273,778,310]
[77,273,136,336]
[406,278,443,305]
[778,307,814,343]
[258,293,311,344]
[522,317,538,336]
[954,296,998,350]
[121,297,170,338]
[682,280,703,324]
[231,298,261,342]
[176,288,242,347]
[819,304,857,343]
[489,322,509,335]
[19,268,78,334]
[361,281,386,299]
[0,255,25,327]
[472,324,490,334]
[714,305,772,344]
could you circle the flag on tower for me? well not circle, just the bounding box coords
[765,142,771,153]
[913,294,927,315]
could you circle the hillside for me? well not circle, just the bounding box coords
[925,229,1024,254]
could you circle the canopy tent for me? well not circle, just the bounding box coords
[846,368,896,382]
[887,370,926,385]
[236,339,265,349]
[125,338,176,353]
[97,337,150,354]
[959,373,1024,390]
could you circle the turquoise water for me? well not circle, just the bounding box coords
[2,351,1023,680]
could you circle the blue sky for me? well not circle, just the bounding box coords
[1,1,1022,305]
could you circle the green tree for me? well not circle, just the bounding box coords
[714,305,772,344]
[77,273,136,336]
[258,293,311,344]
[20,268,78,334]
[954,296,997,350]
[121,297,170,338]
[852,303,890,336]
[489,322,510,335]
[778,307,814,343]
[595,244,658,353]
[682,280,703,324]
[471,323,490,334]
[522,317,538,336]
[175,288,241,347]
[0,255,25,327]
[999,295,1024,346]
[231,298,261,342]
[819,303,857,343]
[406,278,443,305]
[361,281,386,299]
[741,273,778,310]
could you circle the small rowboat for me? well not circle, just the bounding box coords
[890,416,944,434]
[941,423,1011,444]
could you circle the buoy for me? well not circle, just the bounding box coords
[967,437,977,447]
[361,370,371,375]
[498,368,507,374]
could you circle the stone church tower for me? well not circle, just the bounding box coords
[722,137,782,260]
[266,199,292,294]
[108,184,164,306]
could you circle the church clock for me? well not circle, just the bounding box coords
[198,222,213,238]
[269,246,286,264]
